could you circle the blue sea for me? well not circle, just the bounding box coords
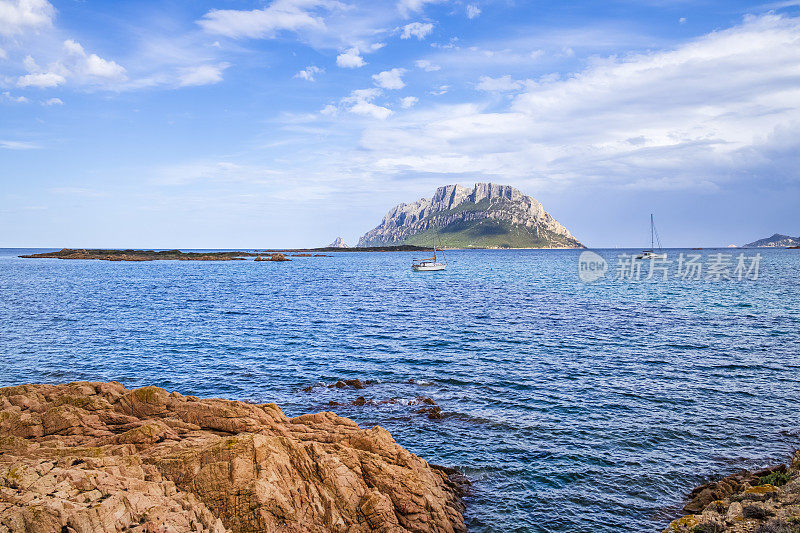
[1,248,798,532]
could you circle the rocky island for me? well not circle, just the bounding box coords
[0,382,466,533]
[20,247,434,261]
[358,183,583,249]
[19,249,256,261]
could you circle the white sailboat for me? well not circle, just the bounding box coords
[412,238,446,271]
[636,214,667,260]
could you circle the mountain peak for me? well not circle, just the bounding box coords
[327,237,349,248]
[358,183,582,248]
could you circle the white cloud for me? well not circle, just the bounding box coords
[401,22,433,40]
[475,75,525,92]
[340,87,392,119]
[428,84,448,95]
[339,14,800,192]
[0,139,39,149]
[397,0,445,18]
[350,101,393,119]
[2,90,28,103]
[342,87,382,103]
[400,96,418,108]
[679,17,687,24]
[62,39,126,80]
[83,53,124,78]
[13,40,126,89]
[178,63,229,86]
[372,68,406,89]
[197,0,332,39]
[0,0,54,36]
[294,65,323,81]
[320,103,338,116]
[466,4,481,19]
[0,48,6,59]
[42,97,62,105]
[336,47,365,68]
[17,71,64,87]
[415,59,440,71]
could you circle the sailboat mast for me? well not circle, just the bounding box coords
[650,214,654,250]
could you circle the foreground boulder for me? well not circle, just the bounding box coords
[664,451,800,532]
[0,382,466,533]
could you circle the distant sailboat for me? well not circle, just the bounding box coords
[412,237,446,271]
[636,214,667,260]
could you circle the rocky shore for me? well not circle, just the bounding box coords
[665,452,800,532]
[0,382,466,532]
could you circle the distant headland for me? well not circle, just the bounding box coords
[742,233,800,248]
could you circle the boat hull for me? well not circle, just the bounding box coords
[412,263,446,271]
[636,252,667,260]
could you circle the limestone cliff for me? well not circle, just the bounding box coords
[358,183,582,248]
[0,382,465,533]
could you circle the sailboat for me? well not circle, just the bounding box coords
[412,237,446,271]
[636,214,667,260]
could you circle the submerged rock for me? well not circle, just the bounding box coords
[324,379,366,390]
[0,381,466,533]
[416,406,443,420]
[255,252,289,262]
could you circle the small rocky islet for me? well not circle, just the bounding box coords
[0,381,466,533]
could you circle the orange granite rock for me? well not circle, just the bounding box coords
[0,382,466,533]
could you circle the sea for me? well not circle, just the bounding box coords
[1,247,798,532]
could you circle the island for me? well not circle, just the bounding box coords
[19,249,256,261]
[19,246,435,261]
[0,381,466,533]
[358,182,584,249]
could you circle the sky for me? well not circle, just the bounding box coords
[1,0,799,248]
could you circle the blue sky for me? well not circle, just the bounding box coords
[1,0,799,248]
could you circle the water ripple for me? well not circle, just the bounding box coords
[0,248,798,532]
